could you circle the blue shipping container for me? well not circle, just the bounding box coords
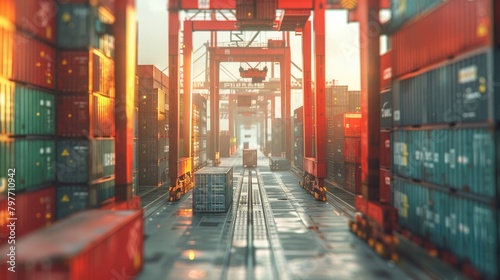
[392,128,497,198]
[393,48,500,126]
[392,177,499,278]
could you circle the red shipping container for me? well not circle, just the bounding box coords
[354,195,368,214]
[0,26,14,79]
[13,0,57,44]
[344,163,361,194]
[0,186,55,244]
[344,137,361,163]
[256,0,276,20]
[331,113,362,138]
[392,0,494,78]
[0,210,144,280]
[58,49,115,97]
[236,0,255,20]
[57,93,115,137]
[380,131,391,168]
[11,31,55,90]
[366,201,398,232]
[379,168,391,203]
[59,0,116,14]
[380,51,391,90]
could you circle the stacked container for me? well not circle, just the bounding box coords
[293,107,304,171]
[389,0,500,278]
[192,93,208,170]
[326,113,362,194]
[347,90,361,112]
[325,82,349,116]
[380,50,393,204]
[193,166,233,213]
[0,0,57,242]
[55,1,116,220]
[136,65,169,187]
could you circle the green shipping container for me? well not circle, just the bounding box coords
[56,138,115,184]
[0,84,55,136]
[57,4,114,58]
[56,178,115,219]
[0,139,55,193]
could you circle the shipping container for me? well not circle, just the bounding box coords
[392,0,494,78]
[327,138,344,163]
[243,149,257,167]
[0,186,55,244]
[138,159,167,186]
[139,88,166,114]
[379,168,391,203]
[395,48,500,126]
[0,83,55,136]
[137,65,169,90]
[236,0,255,20]
[348,90,361,112]
[58,49,115,97]
[380,89,393,129]
[269,157,290,171]
[392,127,500,198]
[388,0,443,32]
[326,85,349,106]
[220,133,231,157]
[331,161,345,187]
[0,139,55,192]
[0,26,14,79]
[344,137,361,163]
[56,138,115,184]
[0,210,144,280]
[139,113,167,138]
[57,3,115,57]
[380,51,392,90]
[256,0,276,20]
[56,178,115,219]
[392,177,499,278]
[344,162,361,194]
[294,106,303,123]
[193,166,233,213]
[11,0,57,43]
[57,93,115,137]
[380,131,391,168]
[328,113,362,138]
[326,105,350,117]
[12,31,55,89]
[138,138,168,162]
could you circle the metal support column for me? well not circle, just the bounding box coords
[168,6,180,189]
[302,20,313,160]
[284,34,292,161]
[183,21,193,164]
[314,0,326,189]
[114,0,136,201]
[359,0,380,201]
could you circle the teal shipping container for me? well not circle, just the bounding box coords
[0,139,55,193]
[392,128,498,198]
[193,166,233,213]
[392,178,499,279]
[388,0,444,33]
[56,178,115,220]
[0,84,55,136]
[57,4,115,58]
[56,138,115,184]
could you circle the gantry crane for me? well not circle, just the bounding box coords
[166,0,386,205]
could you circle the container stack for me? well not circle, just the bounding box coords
[271,118,283,156]
[379,50,392,204]
[293,107,304,171]
[133,75,139,195]
[325,82,349,116]
[0,0,59,243]
[347,90,361,112]
[193,166,233,213]
[55,1,116,220]
[389,0,500,278]
[193,93,208,170]
[326,113,362,194]
[136,65,169,187]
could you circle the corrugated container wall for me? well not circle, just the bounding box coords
[392,0,495,79]
[0,139,55,192]
[0,186,55,244]
[388,0,443,32]
[193,166,233,213]
[392,178,499,279]
[1,83,56,136]
[57,3,115,58]
[0,210,144,280]
[58,50,115,97]
[56,138,115,184]
[12,0,57,44]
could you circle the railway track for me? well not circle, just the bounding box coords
[139,185,171,217]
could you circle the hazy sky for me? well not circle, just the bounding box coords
[137,0,364,91]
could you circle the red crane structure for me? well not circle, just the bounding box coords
[166,0,388,207]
